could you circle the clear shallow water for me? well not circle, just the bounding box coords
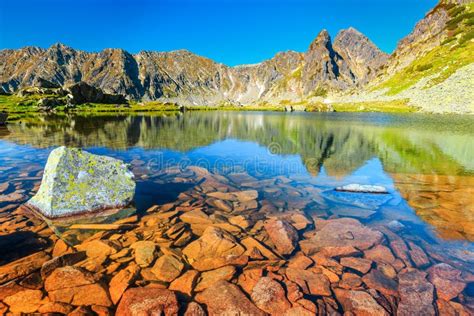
[0,111,473,268]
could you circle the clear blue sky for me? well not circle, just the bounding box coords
[0,0,437,66]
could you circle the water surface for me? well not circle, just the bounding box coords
[0,111,473,267]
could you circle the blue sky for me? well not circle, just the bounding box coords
[0,0,437,66]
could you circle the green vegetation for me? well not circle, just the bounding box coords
[308,86,328,98]
[331,100,416,113]
[290,66,302,79]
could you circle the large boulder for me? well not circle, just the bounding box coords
[32,77,61,89]
[65,82,127,104]
[27,146,135,218]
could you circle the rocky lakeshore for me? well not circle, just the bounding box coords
[0,164,473,315]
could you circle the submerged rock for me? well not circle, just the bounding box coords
[336,184,388,194]
[323,189,392,209]
[27,146,135,218]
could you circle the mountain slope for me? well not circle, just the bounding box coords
[340,0,474,113]
[0,0,472,113]
[0,28,387,106]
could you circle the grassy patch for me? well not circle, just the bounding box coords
[331,100,416,113]
[376,36,474,95]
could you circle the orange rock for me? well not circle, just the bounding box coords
[195,266,236,292]
[364,245,396,264]
[361,269,398,297]
[184,301,206,316]
[3,289,44,313]
[300,218,383,256]
[52,239,72,257]
[286,268,331,296]
[116,287,179,316]
[237,268,264,294]
[427,263,466,301]
[109,264,140,304]
[182,226,245,271]
[397,269,435,316]
[45,266,111,307]
[288,254,313,269]
[38,302,74,314]
[264,219,299,256]
[340,257,372,274]
[334,289,389,316]
[151,254,184,283]
[169,270,200,296]
[76,240,119,259]
[196,280,266,315]
[0,251,50,284]
[130,240,156,267]
[251,277,291,314]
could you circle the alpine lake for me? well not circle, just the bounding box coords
[0,111,473,315]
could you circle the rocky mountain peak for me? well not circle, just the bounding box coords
[333,27,388,83]
[308,29,331,51]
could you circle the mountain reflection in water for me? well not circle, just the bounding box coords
[0,111,473,243]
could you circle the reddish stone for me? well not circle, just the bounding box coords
[284,280,304,303]
[0,251,50,284]
[397,269,435,316]
[251,277,292,314]
[109,264,140,305]
[362,269,398,297]
[407,241,430,268]
[427,263,466,301]
[184,301,206,316]
[237,268,264,295]
[283,306,314,316]
[196,280,266,315]
[340,257,372,274]
[182,226,245,271]
[364,245,396,264]
[169,270,200,296]
[286,268,331,296]
[288,254,313,269]
[299,218,383,256]
[151,254,184,282]
[195,266,236,292]
[334,288,389,315]
[264,219,299,256]
[116,287,179,316]
[45,266,111,307]
[3,289,43,313]
[339,273,362,289]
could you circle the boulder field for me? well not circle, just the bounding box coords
[0,165,472,315]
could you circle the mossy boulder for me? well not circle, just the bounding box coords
[27,146,135,218]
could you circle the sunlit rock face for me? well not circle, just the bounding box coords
[27,146,135,218]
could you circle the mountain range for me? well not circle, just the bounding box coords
[1,0,473,113]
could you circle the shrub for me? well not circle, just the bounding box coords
[459,29,474,45]
[415,63,433,72]
[310,86,328,98]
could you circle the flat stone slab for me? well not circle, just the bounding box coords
[27,146,135,218]
[336,184,388,194]
[323,189,392,209]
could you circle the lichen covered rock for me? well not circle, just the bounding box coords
[27,146,135,218]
